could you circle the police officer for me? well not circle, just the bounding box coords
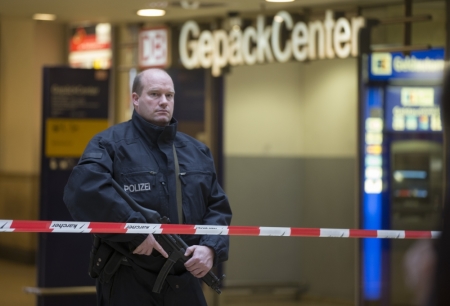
[64,68,232,306]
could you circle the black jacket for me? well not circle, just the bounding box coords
[64,111,232,274]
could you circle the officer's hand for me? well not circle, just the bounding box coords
[133,234,168,258]
[184,245,214,278]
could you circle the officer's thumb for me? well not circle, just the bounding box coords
[184,246,195,257]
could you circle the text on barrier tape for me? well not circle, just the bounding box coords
[0,220,441,239]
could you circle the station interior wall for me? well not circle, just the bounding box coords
[0,1,447,303]
[0,18,65,262]
[223,59,358,300]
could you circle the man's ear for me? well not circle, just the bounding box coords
[132,93,139,107]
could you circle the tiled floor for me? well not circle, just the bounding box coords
[217,296,353,306]
[0,259,36,306]
[0,258,350,306]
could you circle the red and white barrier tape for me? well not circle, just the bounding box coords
[0,220,440,239]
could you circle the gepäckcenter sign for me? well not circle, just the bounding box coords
[179,10,366,76]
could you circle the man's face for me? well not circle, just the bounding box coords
[132,70,175,126]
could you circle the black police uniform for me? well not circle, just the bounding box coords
[63,110,232,306]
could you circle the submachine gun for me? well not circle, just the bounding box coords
[110,179,224,294]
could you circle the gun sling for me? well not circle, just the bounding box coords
[152,144,186,293]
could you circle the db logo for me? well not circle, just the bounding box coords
[139,27,170,68]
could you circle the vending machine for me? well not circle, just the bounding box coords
[359,49,445,305]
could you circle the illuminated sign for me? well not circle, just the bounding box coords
[386,86,442,132]
[369,49,445,81]
[43,69,110,158]
[69,23,112,69]
[179,10,366,76]
[139,27,171,69]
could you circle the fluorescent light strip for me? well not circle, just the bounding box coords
[33,13,56,21]
[137,9,166,17]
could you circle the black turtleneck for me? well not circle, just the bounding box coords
[131,110,177,147]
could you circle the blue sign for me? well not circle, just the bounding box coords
[362,87,384,300]
[362,48,445,303]
[368,48,445,81]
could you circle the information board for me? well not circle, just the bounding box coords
[38,67,110,306]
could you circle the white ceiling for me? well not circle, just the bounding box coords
[0,0,410,24]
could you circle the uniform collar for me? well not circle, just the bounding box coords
[132,110,177,145]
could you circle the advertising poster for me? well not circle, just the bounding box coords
[68,23,112,69]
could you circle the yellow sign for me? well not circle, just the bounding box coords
[366,145,383,155]
[46,118,109,157]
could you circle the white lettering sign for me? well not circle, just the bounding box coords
[393,56,445,72]
[179,10,366,76]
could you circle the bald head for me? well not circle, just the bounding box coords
[132,68,172,96]
[131,69,175,126]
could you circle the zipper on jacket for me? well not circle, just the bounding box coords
[160,181,169,195]
[179,172,186,185]
[150,171,157,175]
